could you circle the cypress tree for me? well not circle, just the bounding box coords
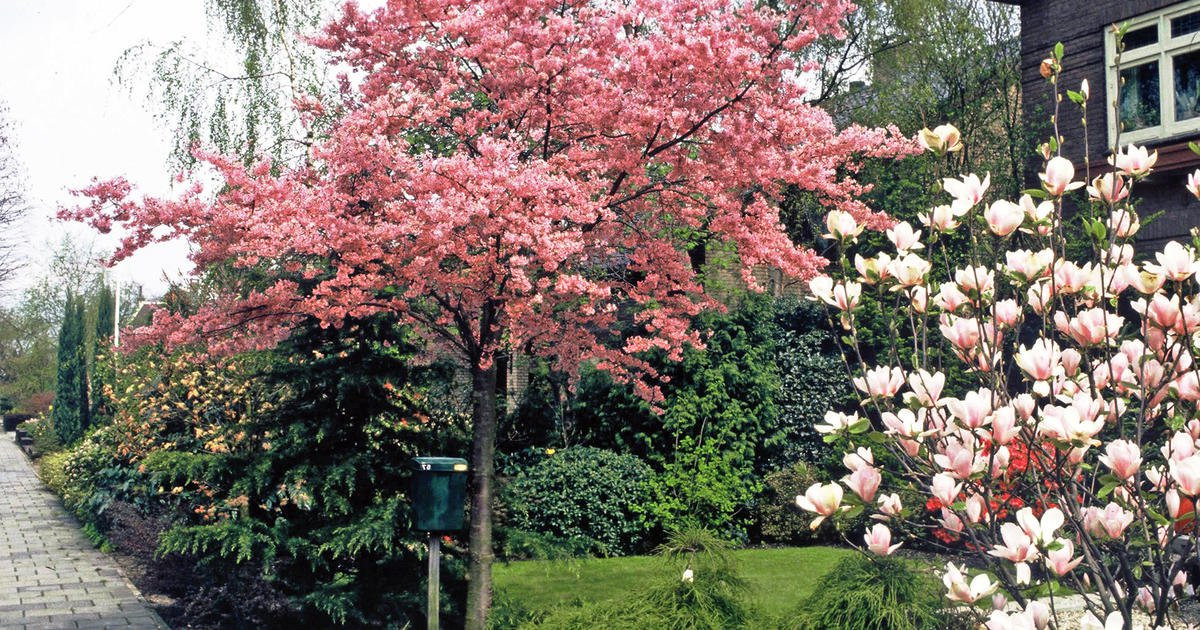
[91,284,115,423]
[51,293,87,444]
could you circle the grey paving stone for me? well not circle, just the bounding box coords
[0,436,169,629]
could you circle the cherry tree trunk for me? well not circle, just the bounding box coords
[464,362,498,630]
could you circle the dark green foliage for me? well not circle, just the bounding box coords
[755,462,822,545]
[51,293,88,444]
[770,299,852,466]
[643,295,780,541]
[143,315,471,628]
[90,284,115,424]
[505,295,786,543]
[502,447,653,557]
[783,555,947,630]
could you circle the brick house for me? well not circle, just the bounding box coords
[997,0,1200,249]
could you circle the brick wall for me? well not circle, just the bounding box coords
[1017,0,1200,245]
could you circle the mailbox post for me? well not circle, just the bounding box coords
[411,457,468,630]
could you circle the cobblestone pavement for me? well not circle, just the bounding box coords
[0,434,167,629]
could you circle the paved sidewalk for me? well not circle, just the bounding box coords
[0,434,167,629]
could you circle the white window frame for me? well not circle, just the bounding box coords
[1106,0,1200,146]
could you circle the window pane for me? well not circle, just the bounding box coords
[1120,61,1161,131]
[1125,25,1159,50]
[1176,50,1200,121]
[1173,11,1200,38]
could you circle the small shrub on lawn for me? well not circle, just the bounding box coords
[523,528,753,630]
[502,447,653,556]
[782,555,946,630]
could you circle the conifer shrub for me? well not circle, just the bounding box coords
[782,555,947,630]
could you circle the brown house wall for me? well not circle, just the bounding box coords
[1017,0,1200,246]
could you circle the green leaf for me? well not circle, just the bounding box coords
[1022,188,1049,199]
[1067,90,1084,105]
[1054,42,1064,61]
[1189,140,1200,156]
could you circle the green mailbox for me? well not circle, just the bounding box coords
[411,457,468,532]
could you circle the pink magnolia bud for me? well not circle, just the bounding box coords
[1098,439,1142,480]
[1168,488,1182,519]
[843,466,882,503]
[984,199,1024,237]
[1108,208,1139,238]
[1187,169,1200,200]
[1026,600,1050,629]
[931,473,962,506]
[1088,173,1129,203]
[1040,156,1080,196]
[864,523,902,556]
[1171,455,1200,496]
[795,483,845,529]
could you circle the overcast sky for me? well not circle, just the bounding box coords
[0,1,219,299]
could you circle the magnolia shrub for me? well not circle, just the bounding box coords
[801,53,1200,630]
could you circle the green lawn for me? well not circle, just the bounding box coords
[493,545,853,619]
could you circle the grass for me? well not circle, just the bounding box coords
[493,545,853,619]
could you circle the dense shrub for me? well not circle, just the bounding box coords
[645,441,760,543]
[17,417,61,456]
[770,300,852,467]
[38,450,70,498]
[502,447,652,556]
[783,555,948,630]
[36,315,473,628]
[755,462,823,545]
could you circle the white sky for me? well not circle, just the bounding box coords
[0,1,214,299]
